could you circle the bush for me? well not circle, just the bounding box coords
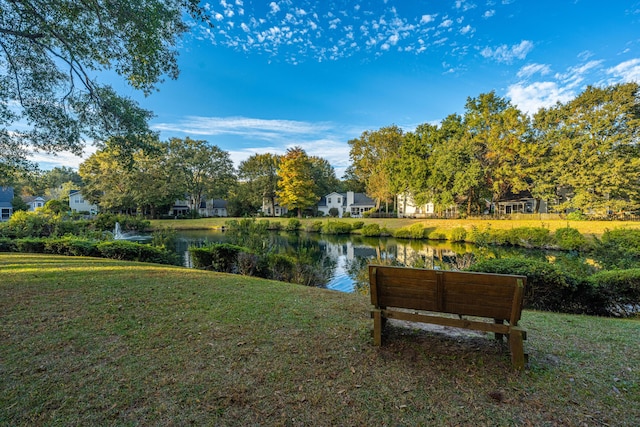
[0,237,16,252]
[187,243,245,272]
[44,237,100,257]
[449,227,467,242]
[361,223,381,237]
[14,237,47,253]
[322,221,352,235]
[305,221,323,233]
[566,210,587,221]
[427,229,447,240]
[595,228,640,269]
[285,219,301,232]
[554,227,588,251]
[467,257,590,313]
[96,241,179,265]
[395,224,426,239]
[351,221,364,230]
[267,253,296,282]
[328,207,339,217]
[589,269,640,316]
[6,211,51,237]
[151,227,178,249]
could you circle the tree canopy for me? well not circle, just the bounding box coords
[0,0,211,178]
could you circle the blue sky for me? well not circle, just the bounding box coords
[35,0,640,178]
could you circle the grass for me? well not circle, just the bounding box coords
[151,217,640,238]
[1,253,639,426]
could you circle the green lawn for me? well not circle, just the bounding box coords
[151,216,640,237]
[1,254,638,426]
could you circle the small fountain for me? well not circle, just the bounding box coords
[113,222,151,242]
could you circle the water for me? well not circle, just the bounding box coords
[113,222,152,242]
[173,230,592,293]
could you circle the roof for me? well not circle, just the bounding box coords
[351,193,375,206]
[211,199,227,209]
[0,187,14,207]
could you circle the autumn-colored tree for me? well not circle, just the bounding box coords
[276,147,319,218]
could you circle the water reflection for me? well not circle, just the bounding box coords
[174,230,594,293]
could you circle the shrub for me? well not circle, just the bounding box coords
[427,229,447,240]
[328,207,339,217]
[151,227,178,249]
[361,223,381,237]
[0,237,16,252]
[322,221,352,235]
[267,253,296,282]
[395,223,426,239]
[589,269,640,316]
[507,227,554,248]
[44,237,100,257]
[6,211,51,237]
[285,219,301,232]
[594,229,640,269]
[305,221,323,233]
[187,243,245,272]
[14,237,47,253]
[554,227,588,251]
[467,257,590,313]
[351,221,364,230]
[449,227,467,242]
[566,210,587,221]
[96,241,179,265]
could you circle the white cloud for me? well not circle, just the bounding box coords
[517,63,551,79]
[483,10,495,18]
[481,40,533,63]
[607,58,640,82]
[507,81,574,115]
[420,14,436,24]
[460,25,473,35]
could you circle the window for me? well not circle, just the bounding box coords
[337,197,341,204]
[327,198,331,203]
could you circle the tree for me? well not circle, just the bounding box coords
[167,137,236,216]
[276,147,318,218]
[533,83,640,213]
[309,156,340,199]
[237,153,281,215]
[0,0,212,177]
[348,125,404,209]
[463,92,532,208]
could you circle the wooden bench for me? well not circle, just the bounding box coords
[369,265,528,370]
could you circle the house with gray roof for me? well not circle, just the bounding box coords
[0,187,14,221]
[317,191,376,218]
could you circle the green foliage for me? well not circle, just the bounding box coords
[44,237,100,257]
[449,227,467,242]
[0,237,16,252]
[394,223,426,239]
[566,211,587,221]
[306,221,323,233]
[267,254,297,282]
[589,269,640,316]
[14,238,47,253]
[554,227,588,251]
[96,241,180,265]
[468,226,556,249]
[188,243,246,273]
[322,221,352,235]
[361,223,381,237]
[5,211,51,238]
[468,257,593,313]
[427,229,447,240]
[285,219,301,232]
[328,207,339,217]
[351,221,364,230]
[594,229,640,269]
[151,227,178,249]
[43,199,67,214]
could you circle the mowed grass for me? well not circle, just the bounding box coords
[151,217,640,237]
[1,254,639,426]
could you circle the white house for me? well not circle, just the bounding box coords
[69,190,98,214]
[24,196,46,211]
[397,192,458,218]
[261,198,289,217]
[317,191,376,218]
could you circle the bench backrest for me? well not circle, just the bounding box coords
[369,265,526,325]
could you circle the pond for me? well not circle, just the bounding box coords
[173,230,596,293]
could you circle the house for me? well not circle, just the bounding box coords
[198,198,229,217]
[317,191,376,218]
[169,199,190,217]
[0,187,14,221]
[69,190,98,214]
[261,198,289,217]
[495,191,549,215]
[397,193,458,218]
[24,196,47,211]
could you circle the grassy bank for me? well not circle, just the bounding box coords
[1,254,638,426]
[150,217,640,238]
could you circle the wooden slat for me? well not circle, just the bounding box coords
[381,310,512,335]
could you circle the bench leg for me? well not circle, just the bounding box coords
[373,309,383,346]
[494,319,505,341]
[509,328,526,370]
